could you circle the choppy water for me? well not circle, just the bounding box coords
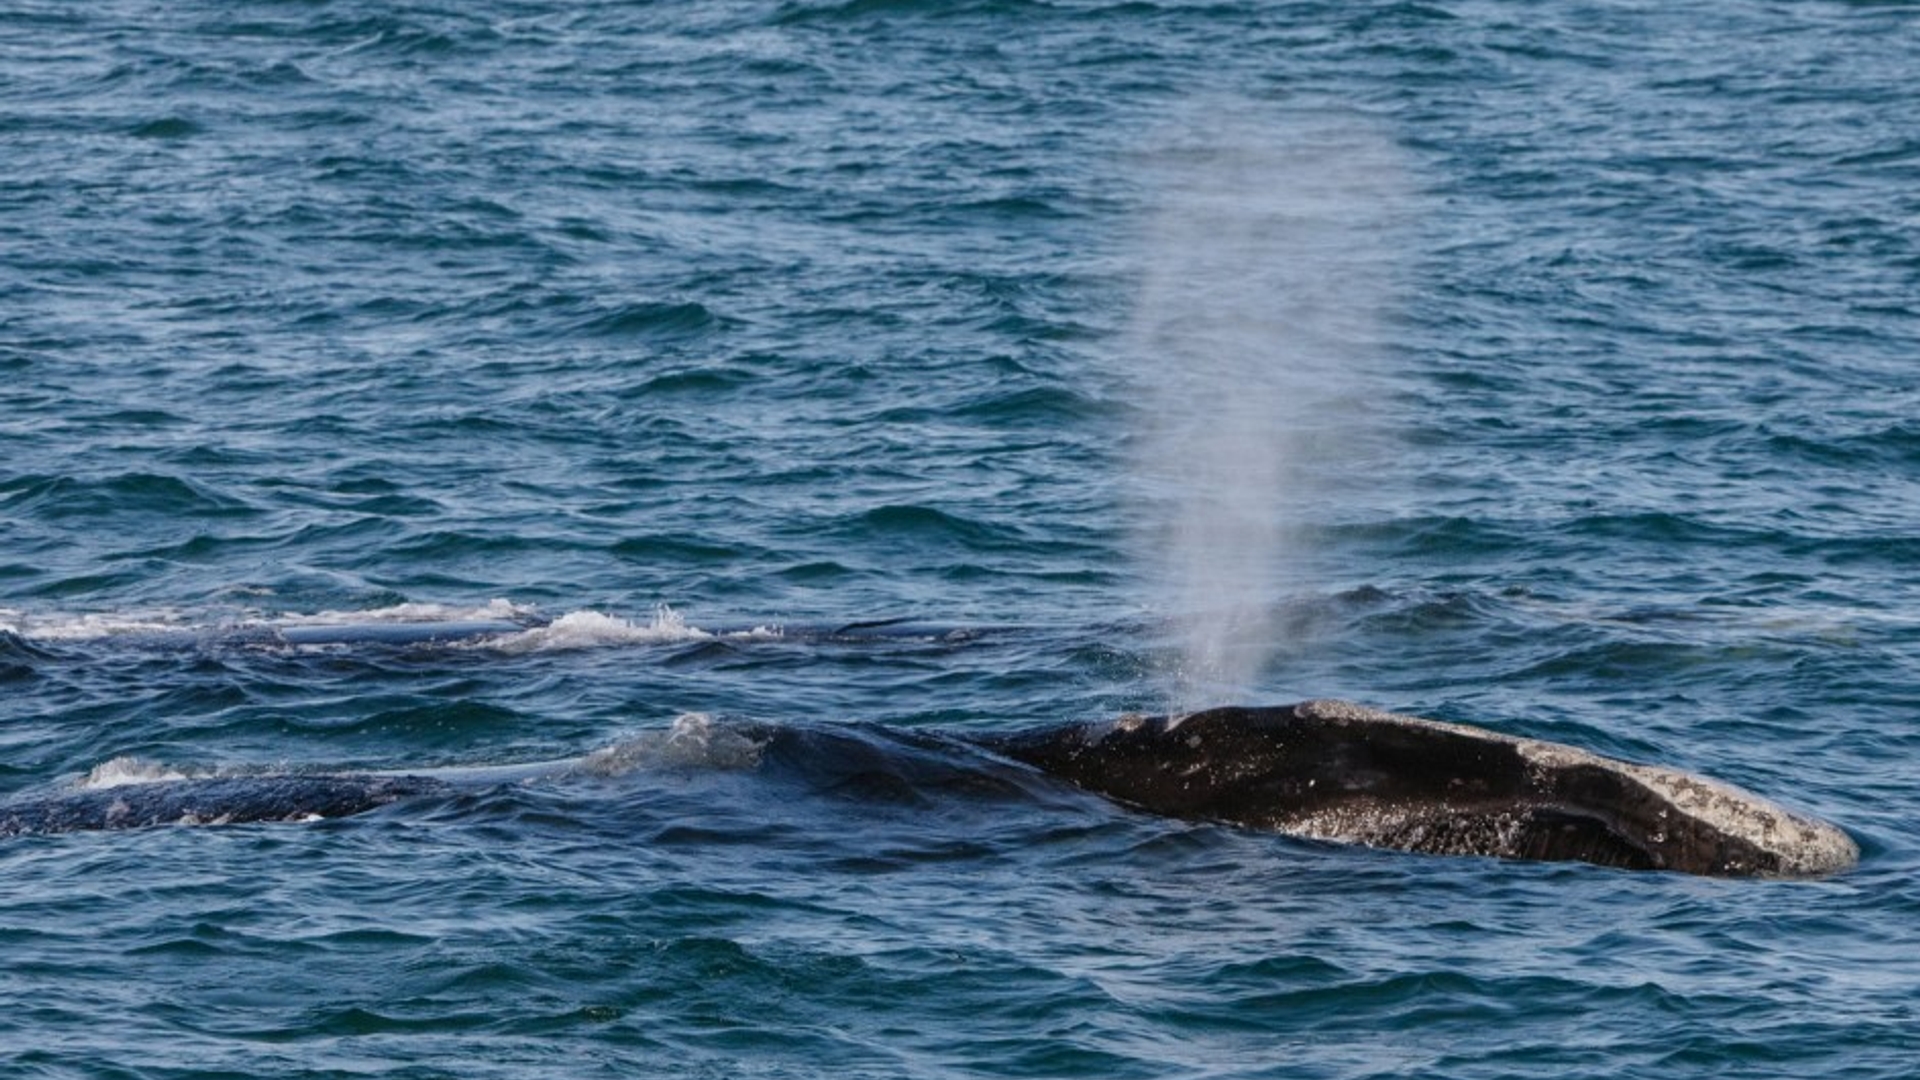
[4,1,1918,1076]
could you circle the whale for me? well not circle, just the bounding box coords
[982,700,1859,879]
[0,701,1857,878]
[0,773,449,837]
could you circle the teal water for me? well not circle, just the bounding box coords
[3,1,1918,1076]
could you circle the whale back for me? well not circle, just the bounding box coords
[983,701,1858,878]
[0,774,446,838]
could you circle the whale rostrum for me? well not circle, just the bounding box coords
[983,700,1858,879]
[0,701,1858,878]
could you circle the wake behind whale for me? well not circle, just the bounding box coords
[0,704,1857,879]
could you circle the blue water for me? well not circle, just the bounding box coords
[4,1,1918,1076]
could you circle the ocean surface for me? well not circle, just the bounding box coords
[3,1,1918,1076]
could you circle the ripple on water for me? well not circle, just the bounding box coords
[2,0,1918,1077]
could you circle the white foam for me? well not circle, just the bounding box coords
[2,599,792,654]
[0,609,197,641]
[0,601,536,642]
[277,598,538,627]
[76,756,195,790]
[484,605,782,654]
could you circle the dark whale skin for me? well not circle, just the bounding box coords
[0,774,446,838]
[982,700,1858,879]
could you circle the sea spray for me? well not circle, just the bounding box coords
[1124,107,1409,709]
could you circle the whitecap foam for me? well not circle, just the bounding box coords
[1,598,543,647]
[77,756,196,790]
[0,602,536,643]
[277,598,538,627]
[2,600,789,653]
[483,605,781,653]
[0,609,197,642]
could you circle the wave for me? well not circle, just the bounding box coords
[0,599,545,646]
[78,757,199,790]
[0,601,1003,655]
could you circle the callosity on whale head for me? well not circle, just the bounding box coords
[983,700,1858,878]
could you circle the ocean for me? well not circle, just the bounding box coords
[2,1,1917,1076]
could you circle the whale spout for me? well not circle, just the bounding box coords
[983,700,1858,878]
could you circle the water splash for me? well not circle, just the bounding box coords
[484,605,783,653]
[1125,106,1409,707]
[77,757,197,790]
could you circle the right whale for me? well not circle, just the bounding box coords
[982,699,1858,879]
[0,702,1859,878]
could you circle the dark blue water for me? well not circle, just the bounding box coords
[4,1,1918,1076]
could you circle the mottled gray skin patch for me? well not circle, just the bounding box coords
[986,700,1858,879]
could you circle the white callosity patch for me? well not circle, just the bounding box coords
[1566,746,1860,878]
[1294,699,1859,877]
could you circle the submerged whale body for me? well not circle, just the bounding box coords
[0,773,446,838]
[984,700,1858,879]
[0,701,1857,878]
